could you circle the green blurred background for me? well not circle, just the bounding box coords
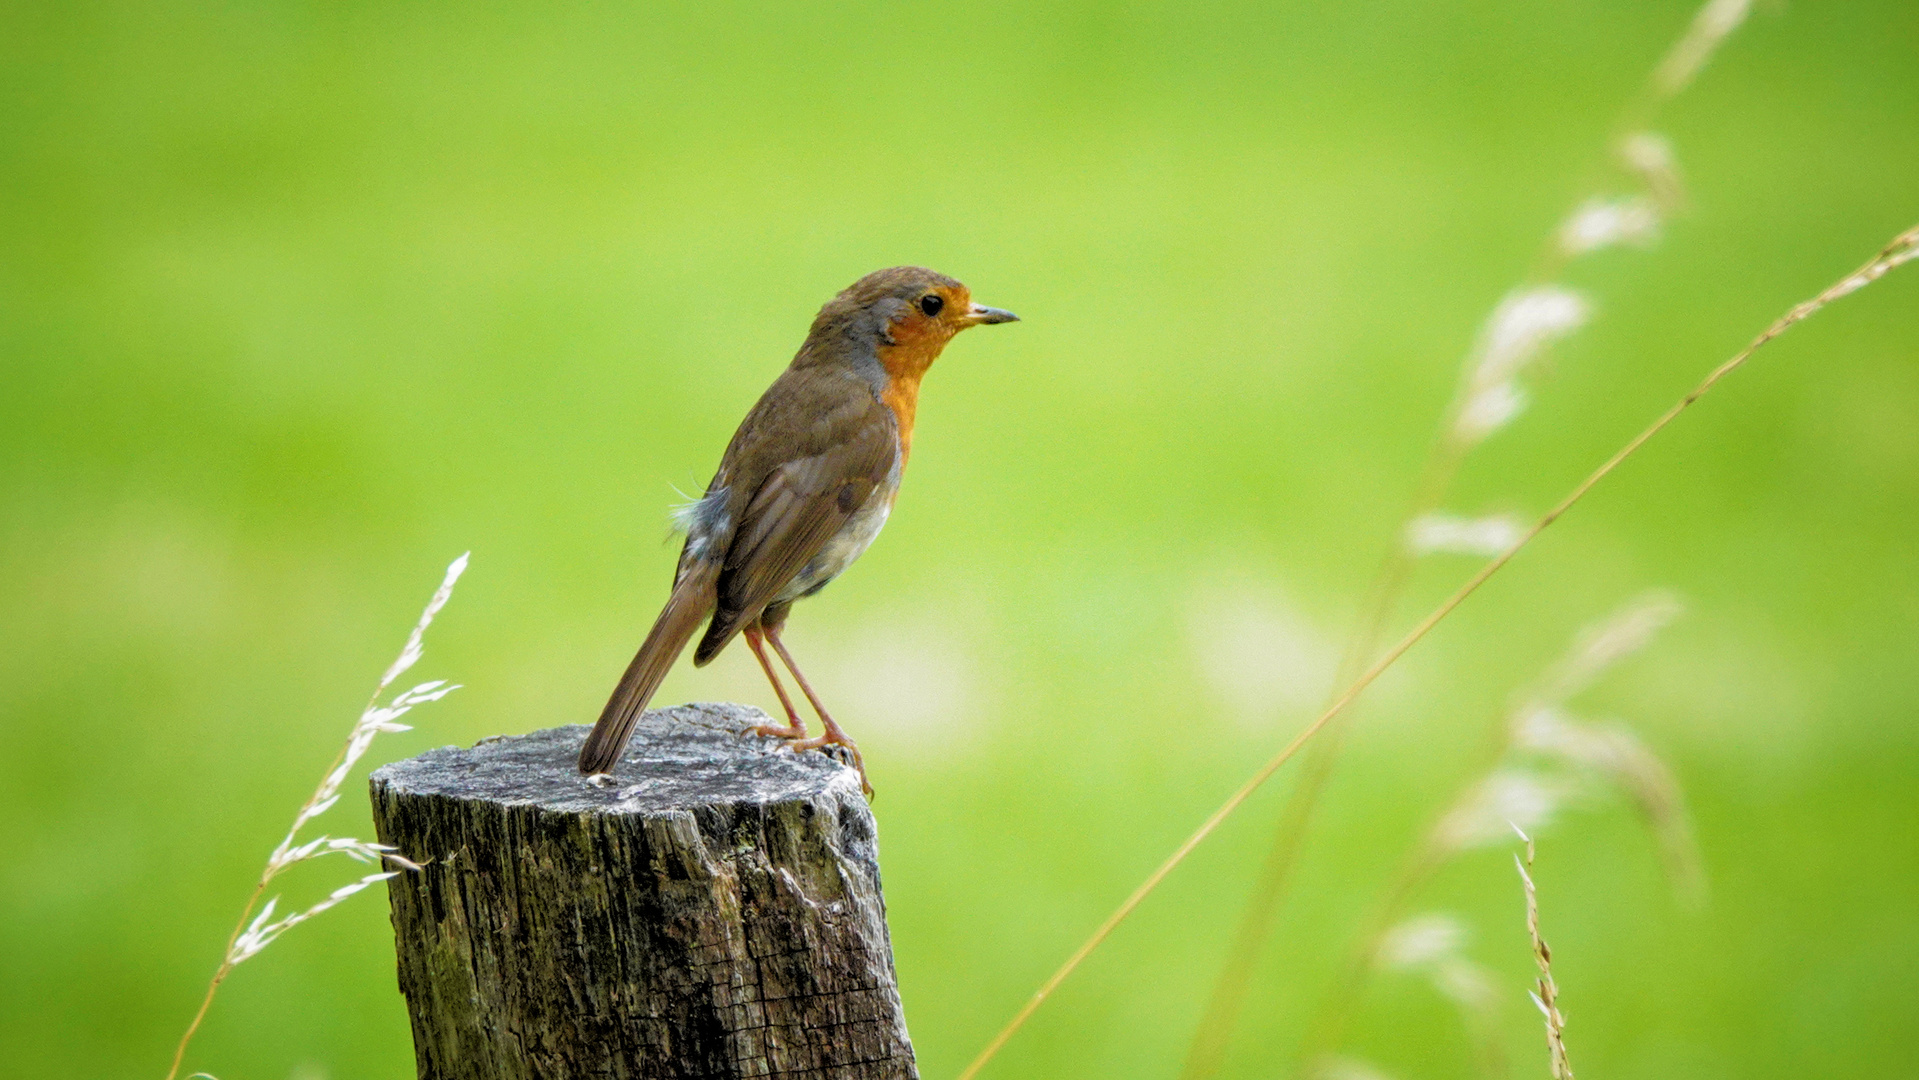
[3,1,1915,1076]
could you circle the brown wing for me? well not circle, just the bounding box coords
[580,365,897,773]
[693,392,896,664]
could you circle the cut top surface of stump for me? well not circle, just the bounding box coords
[371,702,865,815]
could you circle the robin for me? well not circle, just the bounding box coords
[578,266,1018,788]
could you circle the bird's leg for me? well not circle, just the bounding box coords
[764,622,871,794]
[743,623,807,740]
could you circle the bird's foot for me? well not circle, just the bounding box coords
[784,725,872,797]
[744,712,872,797]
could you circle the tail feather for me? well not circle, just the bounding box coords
[578,566,717,774]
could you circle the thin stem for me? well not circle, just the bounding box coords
[164,876,268,1080]
[163,551,465,1080]
[954,222,1919,1080]
[1297,713,1514,1066]
[164,739,354,1080]
[1178,429,1453,1080]
[1179,6,1758,1068]
[1517,834,1574,1079]
[1299,841,1452,1064]
[168,686,399,1079]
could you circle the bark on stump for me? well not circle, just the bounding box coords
[369,702,916,1080]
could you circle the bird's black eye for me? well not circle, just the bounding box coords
[918,293,944,317]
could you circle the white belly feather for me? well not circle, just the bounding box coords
[775,478,897,604]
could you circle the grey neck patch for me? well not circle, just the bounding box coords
[802,297,904,394]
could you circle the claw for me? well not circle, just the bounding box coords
[783,727,871,796]
[749,722,807,741]
[745,726,872,794]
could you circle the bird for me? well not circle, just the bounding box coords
[577,266,1018,787]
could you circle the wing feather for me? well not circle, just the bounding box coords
[694,409,893,663]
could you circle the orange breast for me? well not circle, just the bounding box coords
[875,330,944,464]
[880,376,922,462]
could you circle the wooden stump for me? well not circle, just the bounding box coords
[369,703,917,1080]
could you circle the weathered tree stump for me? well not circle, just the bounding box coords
[369,703,916,1080]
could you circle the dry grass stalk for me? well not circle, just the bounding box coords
[1514,704,1705,903]
[164,553,469,1080]
[1375,913,1505,1078]
[1172,4,1756,1074]
[957,221,1919,1080]
[1619,134,1684,212]
[1513,827,1573,1080]
[1407,513,1529,557]
[1650,0,1751,98]
[1508,591,1705,902]
[1454,287,1592,445]
[1433,770,1573,853]
[1529,592,1683,705]
[1295,591,1682,1073]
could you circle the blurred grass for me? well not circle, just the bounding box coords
[3,0,1917,1076]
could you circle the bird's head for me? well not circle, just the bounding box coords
[799,266,1017,380]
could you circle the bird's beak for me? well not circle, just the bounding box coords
[964,303,1020,326]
